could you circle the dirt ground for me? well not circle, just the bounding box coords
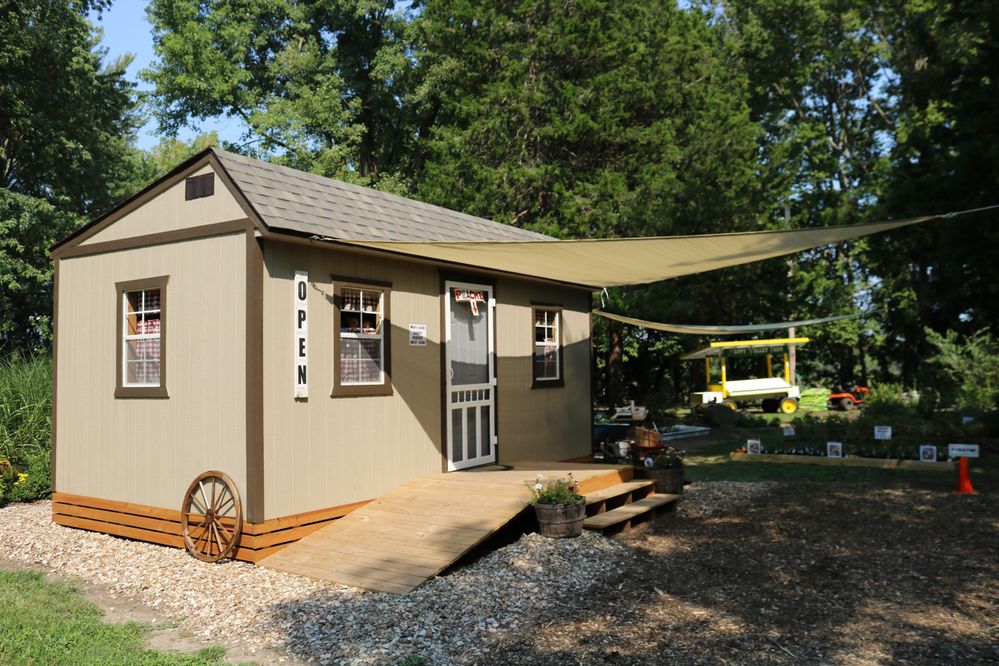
[476,481,999,665]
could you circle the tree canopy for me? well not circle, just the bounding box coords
[2,0,996,410]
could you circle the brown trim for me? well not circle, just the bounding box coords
[245,231,265,523]
[261,230,595,292]
[330,276,394,398]
[51,259,60,492]
[50,492,370,564]
[241,499,373,535]
[589,292,596,453]
[57,219,250,259]
[530,304,565,389]
[114,276,169,399]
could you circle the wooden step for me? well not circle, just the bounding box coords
[584,480,654,505]
[583,493,681,533]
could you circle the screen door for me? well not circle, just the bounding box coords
[444,281,496,470]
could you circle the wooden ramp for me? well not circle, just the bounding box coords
[258,462,631,594]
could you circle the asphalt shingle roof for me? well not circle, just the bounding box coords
[214,149,550,242]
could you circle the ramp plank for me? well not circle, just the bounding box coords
[259,462,631,593]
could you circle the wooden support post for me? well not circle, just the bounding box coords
[788,327,797,385]
[766,354,773,378]
[705,357,711,387]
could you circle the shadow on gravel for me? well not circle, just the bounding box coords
[474,481,999,665]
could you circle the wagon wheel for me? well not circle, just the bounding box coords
[181,471,243,563]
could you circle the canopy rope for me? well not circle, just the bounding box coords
[592,309,862,335]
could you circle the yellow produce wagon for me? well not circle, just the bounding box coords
[681,338,809,414]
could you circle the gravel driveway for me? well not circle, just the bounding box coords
[3,481,995,665]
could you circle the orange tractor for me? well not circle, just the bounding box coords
[827,386,870,410]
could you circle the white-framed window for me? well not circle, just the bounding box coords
[115,276,168,398]
[123,289,162,385]
[533,307,562,385]
[333,280,392,397]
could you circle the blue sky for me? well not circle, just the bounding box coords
[90,3,244,150]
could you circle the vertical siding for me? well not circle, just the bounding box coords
[261,243,444,519]
[261,240,594,518]
[79,166,246,245]
[55,234,247,509]
[494,281,592,463]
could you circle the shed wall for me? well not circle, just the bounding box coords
[261,243,445,520]
[80,166,246,245]
[55,233,247,509]
[261,241,592,518]
[494,282,591,462]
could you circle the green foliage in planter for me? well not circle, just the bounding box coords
[526,474,585,506]
[0,353,51,505]
[650,447,686,470]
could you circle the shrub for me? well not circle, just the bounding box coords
[0,353,51,505]
[925,327,999,411]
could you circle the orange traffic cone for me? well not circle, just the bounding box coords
[955,456,975,494]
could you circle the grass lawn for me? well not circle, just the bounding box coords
[0,568,228,666]
[683,427,999,489]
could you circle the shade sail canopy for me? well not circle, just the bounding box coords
[593,310,861,335]
[681,338,811,360]
[337,214,937,288]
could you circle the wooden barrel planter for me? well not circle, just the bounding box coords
[646,467,684,494]
[533,502,586,538]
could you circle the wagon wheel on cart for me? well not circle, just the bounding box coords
[181,471,243,562]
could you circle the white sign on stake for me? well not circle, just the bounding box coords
[409,323,427,346]
[874,425,892,440]
[827,441,843,458]
[746,439,762,455]
[782,425,795,437]
[919,445,938,463]
[293,271,308,399]
[948,443,979,458]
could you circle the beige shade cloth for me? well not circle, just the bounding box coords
[336,215,936,288]
[593,309,861,335]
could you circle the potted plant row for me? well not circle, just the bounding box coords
[527,473,586,538]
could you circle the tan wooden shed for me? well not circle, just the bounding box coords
[49,148,595,562]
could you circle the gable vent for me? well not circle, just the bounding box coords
[185,173,215,200]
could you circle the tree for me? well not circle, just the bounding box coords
[715,0,899,387]
[0,0,147,350]
[415,0,776,406]
[0,0,145,215]
[867,0,999,388]
[144,0,420,190]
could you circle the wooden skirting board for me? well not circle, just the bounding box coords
[729,452,956,471]
[50,492,371,563]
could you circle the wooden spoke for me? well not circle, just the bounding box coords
[181,471,243,563]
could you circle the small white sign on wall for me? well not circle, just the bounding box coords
[874,425,892,440]
[409,323,427,346]
[782,425,796,437]
[827,441,843,458]
[919,445,938,463]
[746,439,762,455]
[293,271,308,399]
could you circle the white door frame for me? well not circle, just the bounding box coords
[444,280,497,471]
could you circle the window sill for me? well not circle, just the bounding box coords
[115,386,170,399]
[331,384,394,398]
[531,378,565,389]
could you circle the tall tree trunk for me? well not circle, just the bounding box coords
[607,325,625,406]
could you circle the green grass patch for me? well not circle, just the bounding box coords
[684,429,999,487]
[0,568,227,665]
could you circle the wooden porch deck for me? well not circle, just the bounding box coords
[258,462,631,594]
